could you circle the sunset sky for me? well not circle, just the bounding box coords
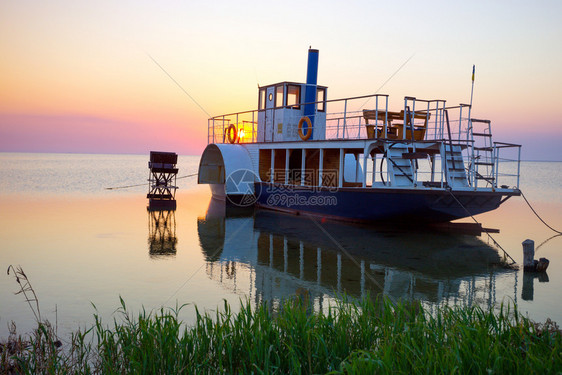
[1,1,561,160]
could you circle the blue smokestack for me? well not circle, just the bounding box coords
[303,48,319,140]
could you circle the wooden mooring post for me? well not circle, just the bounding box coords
[522,239,535,271]
[522,239,550,272]
[522,239,551,301]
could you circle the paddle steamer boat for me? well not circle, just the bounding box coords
[198,49,521,223]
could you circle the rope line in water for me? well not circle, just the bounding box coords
[104,172,198,190]
[446,190,517,265]
[520,191,562,235]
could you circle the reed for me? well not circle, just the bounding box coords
[2,296,561,374]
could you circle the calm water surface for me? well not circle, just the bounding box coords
[0,153,561,338]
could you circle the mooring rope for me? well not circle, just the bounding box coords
[104,172,198,190]
[520,191,562,235]
[536,233,562,252]
[446,190,517,265]
[105,182,146,190]
[177,173,199,180]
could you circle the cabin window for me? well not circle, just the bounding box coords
[259,88,266,110]
[317,88,326,112]
[286,84,301,109]
[275,85,284,108]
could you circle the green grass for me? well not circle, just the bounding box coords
[2,296,561,374]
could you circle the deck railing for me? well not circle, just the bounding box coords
[206,94,521,190]
[207,95,478,144]
[208,94,393,144]
[207,110,258,145]
[493,142,522,189]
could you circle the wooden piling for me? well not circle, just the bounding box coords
[522,239,535,271]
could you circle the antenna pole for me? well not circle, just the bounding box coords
[467,65,476,187]
[468,65,475,121]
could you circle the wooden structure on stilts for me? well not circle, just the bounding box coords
[147,151,178,211]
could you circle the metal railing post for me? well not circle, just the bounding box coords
[222,115,226,143]
[517,146,521,188]
[384,96,389,138]
[337,118,340,139]
[343,99,348,138]
[375,96,379,138]
[236,113,239,143]
[434,101,440,140]
[490,143,495,189]
[439,102,445,139]
[411,99,416,148]
[458,105,463,142]
[403,97,407,140]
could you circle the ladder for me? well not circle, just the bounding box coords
[470,119,495,188]
[385,143,415,187]
[442,143,469,187]
[443,110,469,187]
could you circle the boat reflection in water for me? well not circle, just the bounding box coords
[197,199,518,311]
[148,207,177,258]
